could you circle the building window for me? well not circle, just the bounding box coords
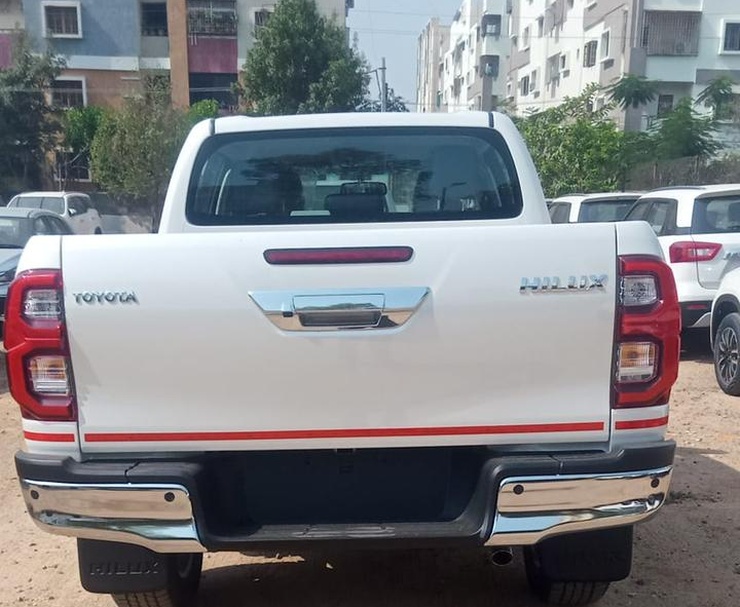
[481,56,500,78]
[56,150,91,182]
[254,9,272,30]
[583,40,598,67]
[520,75,530,96]
[657,94,674,117]
[642,11,700,56]
[601,31,610,59]
[141,2,168,36]
[537,17,544,38]
[51,78,85,108]
[723,22,740,52]
[43,2,81,38]
[188,0,238,37]
[530,70,538,93]
[522,26,530,48]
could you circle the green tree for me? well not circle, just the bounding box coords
[517,86,624,196]
[0,35,64,191]
[188,99,220,124]
[236,0,368,115]
[90,78,188,228]
[607,74,659,110]
[696,76,737,120]
[357,86,409,112]
[654,97,719,160]
[58,105,105,187]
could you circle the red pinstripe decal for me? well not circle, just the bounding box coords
[24,431,76,443]
[85,422,605,443]
[615,416,669,430]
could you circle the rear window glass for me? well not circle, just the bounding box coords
[549,202,571,223]
[10,196,43,209]
[577,199,638,223]
[692,196,740,234]
[41,198,65,215]
[187,127,523,225]
[10,196,64,215]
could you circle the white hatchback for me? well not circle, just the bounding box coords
[624,184,740,331]
[7,192,103,235]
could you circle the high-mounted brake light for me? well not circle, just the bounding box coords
[614,256,680,409]
[264,246,414,265]
[669,241,721,264]
[3,269,75,421]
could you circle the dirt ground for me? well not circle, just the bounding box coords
[0,350,738,607]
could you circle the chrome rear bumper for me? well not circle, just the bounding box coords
[485,466,671,546]
[21,466,671,553]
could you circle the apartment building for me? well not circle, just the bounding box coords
[0,0,24,69]
[508,0,740,130]
[416,0,510,113]
[169,0,352,109]
[416,18,450,112]
[17,0,353,110]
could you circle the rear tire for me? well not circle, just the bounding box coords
[95,228,103,235]
[525,547,609,606]
[111,553,202,607]
[523,527,633,605]
[714,312,740,395]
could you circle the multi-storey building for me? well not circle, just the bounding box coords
[169,0,352,109]
[416,0,510,113]
[508,0,740,130]
[17,0,353,110]
[416,18,450,112]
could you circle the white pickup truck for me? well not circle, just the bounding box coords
[6,112,680,607]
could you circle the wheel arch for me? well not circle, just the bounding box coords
[712,294,740,347]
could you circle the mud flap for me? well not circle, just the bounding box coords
[533,527,634,582]
[77,539,170,593]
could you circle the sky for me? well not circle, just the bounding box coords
[347,0,464,109]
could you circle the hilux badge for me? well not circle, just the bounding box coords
[520,275,607,293]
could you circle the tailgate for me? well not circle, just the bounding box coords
[63,224,617,453]
[695,233,740,290]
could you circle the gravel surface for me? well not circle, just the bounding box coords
[0,354,738,607]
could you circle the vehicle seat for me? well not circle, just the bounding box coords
[413,147,491,212]
[325,193,386,219]
[220,166,304,218]
[727,201,740,229]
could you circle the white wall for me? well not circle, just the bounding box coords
[512,0,607,115]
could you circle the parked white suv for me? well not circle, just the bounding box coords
[549,192,642,223]
[623,185,740,331]
[7,192,103,235]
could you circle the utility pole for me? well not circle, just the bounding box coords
[380,56,387,112]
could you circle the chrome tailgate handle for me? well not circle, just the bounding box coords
[293,294,385,328]
[250,288,429,332]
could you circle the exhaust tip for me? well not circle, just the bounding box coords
[490,548,514,567]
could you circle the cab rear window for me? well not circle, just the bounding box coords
[186,127,523,225]
[692,195,740,234]
[577,199,638,223]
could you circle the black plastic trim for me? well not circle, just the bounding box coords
[16,441,675,551]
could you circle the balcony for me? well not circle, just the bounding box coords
[643,0,701,10]
[188,0,238,37]
[642,11,700,56]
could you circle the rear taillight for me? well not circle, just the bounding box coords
[3,269,75,421]
[669,241,721,263]
[615,256,680,408]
